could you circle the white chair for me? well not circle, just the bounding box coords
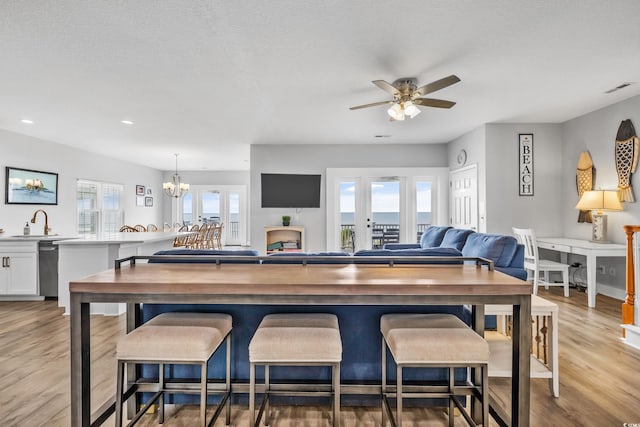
[513,227,570,297]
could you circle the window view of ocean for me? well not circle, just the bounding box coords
[183,213,239,224]
[340,212,431,225]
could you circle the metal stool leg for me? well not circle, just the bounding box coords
[482,365,489,427]
[159,363,164,424]
[226,334,231,426]
[333,363,340,427]
[396,365,403,427]
[381,337,387,427]
[200,362,208,427]
[265,365,270,426]
[249,362,256,427]
[448,367,454,427]
[115,361,125,427]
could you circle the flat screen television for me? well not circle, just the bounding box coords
[261,173,321,208]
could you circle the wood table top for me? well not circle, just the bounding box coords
[70,263,531,297]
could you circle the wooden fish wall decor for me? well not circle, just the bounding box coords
[615,119,639,202]
[576,151,594,223]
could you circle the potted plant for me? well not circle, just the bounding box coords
[282,215,291,226]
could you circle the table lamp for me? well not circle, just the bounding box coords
[575,190,623,242]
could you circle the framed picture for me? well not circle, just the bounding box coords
[136,196,145,207]
[518,134,534,196]
[145,196,153,207]
[5,166,58,205]
[136,185,145,196]
[146,188,152,195]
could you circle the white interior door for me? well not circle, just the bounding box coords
[449,165,478,231]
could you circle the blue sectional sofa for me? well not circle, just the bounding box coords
[382,226,527,281]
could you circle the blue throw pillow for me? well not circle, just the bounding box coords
[440,229,475,250]
[419,225,452,248]
[461,234,518,268]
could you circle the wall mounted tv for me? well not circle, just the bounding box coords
[261,173,321,208]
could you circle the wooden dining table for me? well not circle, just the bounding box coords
[69,259,532,427]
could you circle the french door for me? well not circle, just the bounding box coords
[327,168,449,252]
[178,185,247,246]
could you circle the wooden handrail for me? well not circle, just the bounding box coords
[623,225,640,337]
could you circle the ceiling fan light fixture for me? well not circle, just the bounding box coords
[387,103,405,120]
[404,101,421,118]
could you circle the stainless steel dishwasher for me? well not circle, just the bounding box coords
[38,240,58,298]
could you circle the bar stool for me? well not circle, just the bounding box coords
[248,313,342,427]
[115,312,232,427]
[381,313,490,427]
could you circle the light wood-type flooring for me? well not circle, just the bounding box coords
[1,288,639,426]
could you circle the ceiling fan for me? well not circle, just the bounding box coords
[350,74,460,121]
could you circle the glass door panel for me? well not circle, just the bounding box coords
[200,191,221,224]
[182,193,193,226]
[369,180,400,249]
[339,181,356,252]
[416,181,433,243]
[226,192,241,245]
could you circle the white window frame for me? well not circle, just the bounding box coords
[76,179,124,236]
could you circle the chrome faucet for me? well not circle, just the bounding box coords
[31,209,49,236]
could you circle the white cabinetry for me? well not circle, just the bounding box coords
[0,242,39,297]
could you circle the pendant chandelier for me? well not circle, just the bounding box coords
[163,153,190,198]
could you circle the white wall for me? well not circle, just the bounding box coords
[250,144,448,253]
[485,123,564,236]
[560,94,640,296]
[562,95,640,243]
[0,129,164,235]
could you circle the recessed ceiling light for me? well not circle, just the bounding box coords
[21,119,34,124]
[121,120,134,125]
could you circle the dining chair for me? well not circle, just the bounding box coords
[163,223,172,232]
[512,227,569,296]
[119,225,137,232]
[147,224,158,232]
[133,224,147,232]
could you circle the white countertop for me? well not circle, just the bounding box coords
[0,234,80,242]
[54,231,190,245]
[0,231,189,244]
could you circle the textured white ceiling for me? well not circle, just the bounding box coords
[1,0,639,171]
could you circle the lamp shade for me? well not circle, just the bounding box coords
[575,190,623,212]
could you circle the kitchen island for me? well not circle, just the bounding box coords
[57,232,190,315]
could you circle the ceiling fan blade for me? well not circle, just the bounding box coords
[413,75,460,97]
[349,100,394,110]
[372,80,400,96]
[413,98,456,109]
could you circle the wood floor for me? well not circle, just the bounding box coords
[1,288,639,426]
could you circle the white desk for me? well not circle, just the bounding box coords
[537,237,626,308]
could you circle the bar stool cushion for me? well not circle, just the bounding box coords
[117,325,225,362]
[384,327,489,364]
[145,312,232,336]
[249,313,342,363]
[381,313,489,364]
[258,313,340,329]
[380,313,467,337]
